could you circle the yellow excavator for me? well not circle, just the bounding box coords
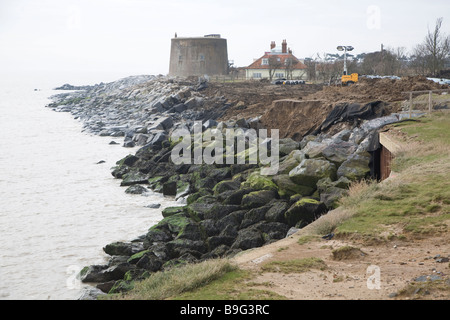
[341,72,358,86]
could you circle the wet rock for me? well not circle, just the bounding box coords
[240,206,271,229]
[135,252,163,272]
[125,184,148,194]
[241,189,279,209]
[120,170,150,186]
[273,174,315,198]
[264,200,290,223]
[162,181,177,196]
[231,229,264,250]
[144,203,161,209]
[221,188,254,205]
[240,171,278,191]
[284,198,327,227]
[337,154,371,181]
[103,241,144,256]
[203,204,242,220]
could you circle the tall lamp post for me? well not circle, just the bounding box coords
[337,45,354,75]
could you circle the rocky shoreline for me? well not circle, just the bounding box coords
[47,75,412,299]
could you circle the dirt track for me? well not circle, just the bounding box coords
[232,208,450,300]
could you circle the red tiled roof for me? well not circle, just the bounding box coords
[246,53,307,70]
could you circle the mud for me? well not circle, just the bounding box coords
[204,76,448,141]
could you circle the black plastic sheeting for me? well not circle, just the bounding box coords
[314,100,388,134]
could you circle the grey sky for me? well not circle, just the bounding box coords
[0,0,449,86]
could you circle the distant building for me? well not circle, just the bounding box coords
[169,34,229,77]
[245,40,307,80]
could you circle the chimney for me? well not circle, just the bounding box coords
[270,41,276,50]
[282,39,287,53]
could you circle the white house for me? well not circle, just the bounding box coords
[245,40,307,80]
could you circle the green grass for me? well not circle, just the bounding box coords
[390,111,450,145]
[106,259,237,300]
[335,112,450,241]
[173,269,286,300]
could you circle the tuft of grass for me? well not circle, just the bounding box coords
[172,268,286,300]
[395,278,450,300]
[331,245,367,261]
[261,257,327,274]
[106,259,237,300]
[297,235,319,245]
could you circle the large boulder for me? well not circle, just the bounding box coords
[302,139,332,158]
[284,198,328,227]
[240,171,278,191]
[103,241,144,256]
[278,150,306,174]
[272,174,315,198]
[79,263,134,283]
[241,189,279,209]
[264,200,290,223]
[231,229,264,251]
[320,187,348,209]
[148,116,173,131]
[289,159,337,188]
[120,171,150,186]
[322,140,357,165]
[279,138,300,156]
[337,154,371,181]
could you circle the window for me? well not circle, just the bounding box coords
[178,55,183,61]
[252,73,262,78]
[275,73,284,78]
[199,54,205,61]
[261,58,269,65]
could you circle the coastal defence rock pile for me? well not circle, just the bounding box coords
[47,74,447,298]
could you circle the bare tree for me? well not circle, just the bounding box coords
[268,56,283,81]
[304,58,317,81]
[284,56,302,80]
[360,48,400,76]
[416,17,450,76]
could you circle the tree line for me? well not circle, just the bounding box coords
[305,17,450,84]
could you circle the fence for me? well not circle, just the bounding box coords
[403,88,450,118]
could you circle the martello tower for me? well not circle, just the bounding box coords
[169,34,229,77]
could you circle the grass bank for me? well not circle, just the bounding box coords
[108,111,449,300]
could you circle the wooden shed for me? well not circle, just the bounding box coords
[378,132,403,180]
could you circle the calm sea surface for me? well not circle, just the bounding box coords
[0,81,172,300]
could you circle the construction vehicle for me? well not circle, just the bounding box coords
[337,45,358,86]
[341,72,358,86]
